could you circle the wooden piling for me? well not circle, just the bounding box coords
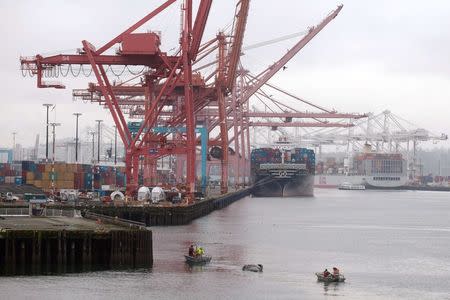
[0,216,152,276]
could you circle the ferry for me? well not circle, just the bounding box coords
[315,152,407,189]
[338,182,365,190]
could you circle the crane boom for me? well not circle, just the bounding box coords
[191,0,213,60]
[249,121,353,128]
[226,0,250,90]
[245,112,366,119]
[240,4,343,106]
[206,4,344,133]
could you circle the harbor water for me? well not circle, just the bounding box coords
[2,189,450,299]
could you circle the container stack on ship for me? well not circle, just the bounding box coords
[250,145,315,197]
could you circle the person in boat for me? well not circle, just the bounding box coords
[194,246,204,257]
[188,245,195,257]
[323,269,331,277]
[332,267,340,278]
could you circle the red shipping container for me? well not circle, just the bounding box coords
[74,172,81,189]
[94,181,101,189]
[37,164,45,173]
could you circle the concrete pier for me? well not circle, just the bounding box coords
[0,217,152,275]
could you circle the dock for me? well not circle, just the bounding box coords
[0,216,152,275]
[86,188,252,226]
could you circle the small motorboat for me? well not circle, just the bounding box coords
[184,255,212,264]
[242,264,263,272]
[315,272,345,282]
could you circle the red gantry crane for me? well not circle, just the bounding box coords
[204,5,357,186]
[21,1,364,198]
[164,4,349,190]
[21,0,212,198]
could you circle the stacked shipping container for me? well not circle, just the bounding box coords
[251,148,315,172]
[251,148,282,164]
[21,161,126,191]
[0,163,22,185]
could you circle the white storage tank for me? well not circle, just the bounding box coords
[110,190,125,201]
[151,186,165,203]
[137,186,151,202]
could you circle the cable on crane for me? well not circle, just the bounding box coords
[44,68,52,78]
[111,65,126,77]
[47,66,59,78]
[127,66,146,76]
[21,68,27,77]
[81,65,93,77]
[39,48,78,57]
[70,65,82,77]
[28,69,35,77]
[59,65,70,77]
[243,30,308,51]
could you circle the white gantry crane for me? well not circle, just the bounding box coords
[295,110,448,179]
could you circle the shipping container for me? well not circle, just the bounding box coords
[22,161,36,172]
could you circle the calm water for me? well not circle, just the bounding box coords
[2,189,450,299]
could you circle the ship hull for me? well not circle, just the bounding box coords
[252,175,314,197]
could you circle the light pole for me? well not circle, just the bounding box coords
[43,104,54,161]
[90,131,96,163]
[114,125,117,165]
[49,122,61,196]
[73,113,82,163]
[12,132,17,161]
[95,120,103,163]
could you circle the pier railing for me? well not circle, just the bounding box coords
[0,207,28,216]
[0,208,79,217]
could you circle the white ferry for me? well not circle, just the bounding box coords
[338,182,365,190]
[315,152,407,189]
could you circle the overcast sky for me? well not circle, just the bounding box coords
[1,0,449,148]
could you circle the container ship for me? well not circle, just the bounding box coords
[315,152,407,189]
[251,143,315,197]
